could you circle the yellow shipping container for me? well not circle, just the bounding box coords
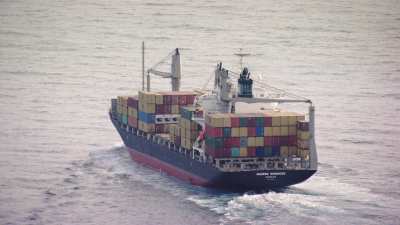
[206,114,226,127]
[297,115,306,121]
[280,146,289,157]
[138,91,155,104]
[186,138,193,149]
[155,94,163,104]
[255,137,264,146]
[240,148,247,157]
[122,107,128,115]
[264,127,273,137]
[288,126,297,135]
[239,127,248,137]
[141,122,155,133]
[171,105,179,114]
[271,116,281,126]
[298,131,310,140]
[231,128,240,137]
[185,129,191,139]
[288,115,298,126]
[272,127,280,136]
[223,117,231,127]
[128,107,138,117]
[280,116,289,126]
[247,137,256,146]
[146,103,156,113]
[280,126,289,136]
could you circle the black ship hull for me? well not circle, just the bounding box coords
[111,115,316,190]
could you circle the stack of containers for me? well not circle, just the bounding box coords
[264,111,305,158]
[297,120,310,159]
[111,99,117,116]
[179,106,203,149]
[127,96,139,128]
[138,91,197,134]
[168,124,181,146]
[205,111,305,159]
[117,96,128,125]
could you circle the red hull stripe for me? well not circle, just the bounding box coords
[128,147,210,186]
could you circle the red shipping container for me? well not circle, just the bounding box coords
[223,137,240,147]
[248,147,256,157]
[175,136,181,146]
[264,116,272,126]
[272,136,281,146]
[222,148,231,157]
[163,95,172,105]
[165,105,172,114]
[178,95,187,105]
[264,136,273,146]
[127,97,138,108]
[247,117,257,127]
[155,105,164,114]
[206,125,222,137]
[280,136,288,145]
[187,95,195,104]
[128,117,138,128]
[172,95,179,104]
[248,127,257,137]
[230,137,240,147]
[231,117,240,127]
[288,135,297,146]
[155,124,165,133]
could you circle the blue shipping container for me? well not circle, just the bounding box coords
[255,127,264,136]
[223,127,231,137]
[139,111,155,123]
[240,137,247,147]
[271,146,280,156]
[264,147,273,157]
[255,147,265,157]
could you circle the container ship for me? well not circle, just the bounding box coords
[109,45,317,190]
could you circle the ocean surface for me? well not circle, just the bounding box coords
[1,0,400,224]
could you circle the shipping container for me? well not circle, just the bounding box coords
[264,127,273,137]
[298,131,310,140]
[231,148,240,157]
[239,127,248,137]
[231,116,240,127]
[255,147,265,157]
[231,127,240,137]
[240,148,247,157]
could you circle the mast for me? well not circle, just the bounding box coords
[142,41,145,91]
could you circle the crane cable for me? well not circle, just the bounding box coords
[227,69,309,101]
[147,49,177,73]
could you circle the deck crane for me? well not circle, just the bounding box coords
[144,47,181,92]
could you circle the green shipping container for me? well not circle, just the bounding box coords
[239,117,248,127]
[231,147,240,157]
[264,147,273,157]
[205,137,224,149]
[122,115,128,125]
[256,117,264,127]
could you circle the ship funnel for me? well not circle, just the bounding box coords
[237,67,253,98]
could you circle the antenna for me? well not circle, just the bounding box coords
[234,48,251,71]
